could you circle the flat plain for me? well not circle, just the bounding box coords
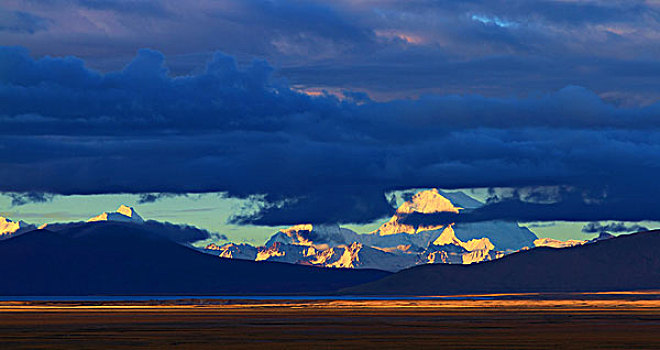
[0,294,659,349]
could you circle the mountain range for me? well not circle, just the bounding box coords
[0,190,602,273]
[0,194,657,295]
[203,189,579,272]
[0,220,655,296]
[343,229,660,295]
[0,222,388,295]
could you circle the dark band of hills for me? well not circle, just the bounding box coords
[0,190,658,296]
[0,221,658,296]
[0,222,389,295]
[343,229,660,295]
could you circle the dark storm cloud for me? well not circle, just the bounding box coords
[142,220,224,243]
[526,222,556,228]
[582,222,649,234]
[5,192,55,206]
[400,193,660,227]
[2,46,658,134]
[379,0,656,26]
[281,55,660,103]
[1,1,658,103]
[215,0,371,43]
[22,0,171,17]
[229,188,397,226]
[137,193,186,204]
[45,219,222,243]
[1,47,660,225]
[398,184,660,226]
[75,0,172,16]
[0,1,657,227]
[0,10,49,34]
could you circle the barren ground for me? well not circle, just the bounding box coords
[0,294,659,349]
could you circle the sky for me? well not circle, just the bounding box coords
[1,0,659,244]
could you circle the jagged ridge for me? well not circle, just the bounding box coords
[205,189,540,272]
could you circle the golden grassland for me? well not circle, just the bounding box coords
[0,294,659,349]
[2,298,660,311]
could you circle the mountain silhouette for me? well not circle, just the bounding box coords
[0,222,389,295]
[343,230,660,295]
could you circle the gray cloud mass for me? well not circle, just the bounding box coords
[0,1,657,102]
[0,0,659,226]
[582,222,649,234]
[0,46,659,225]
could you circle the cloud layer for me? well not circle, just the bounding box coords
[1,46,659,225]
[582,221,649,234]
[1,1,659,104]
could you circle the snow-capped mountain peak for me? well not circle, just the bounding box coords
[0,216,36,238]
[533,237,586,248]
[203,189,538,271]
[430,225,495,252]
[0,216,21,236]
[88,205,144,224]
[431,225,463,246]
[375,189,460,236]
[266,223,359,247]
[399,188,461,215]
[117,205,140,219]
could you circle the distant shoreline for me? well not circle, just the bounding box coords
[0,290,659,306]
